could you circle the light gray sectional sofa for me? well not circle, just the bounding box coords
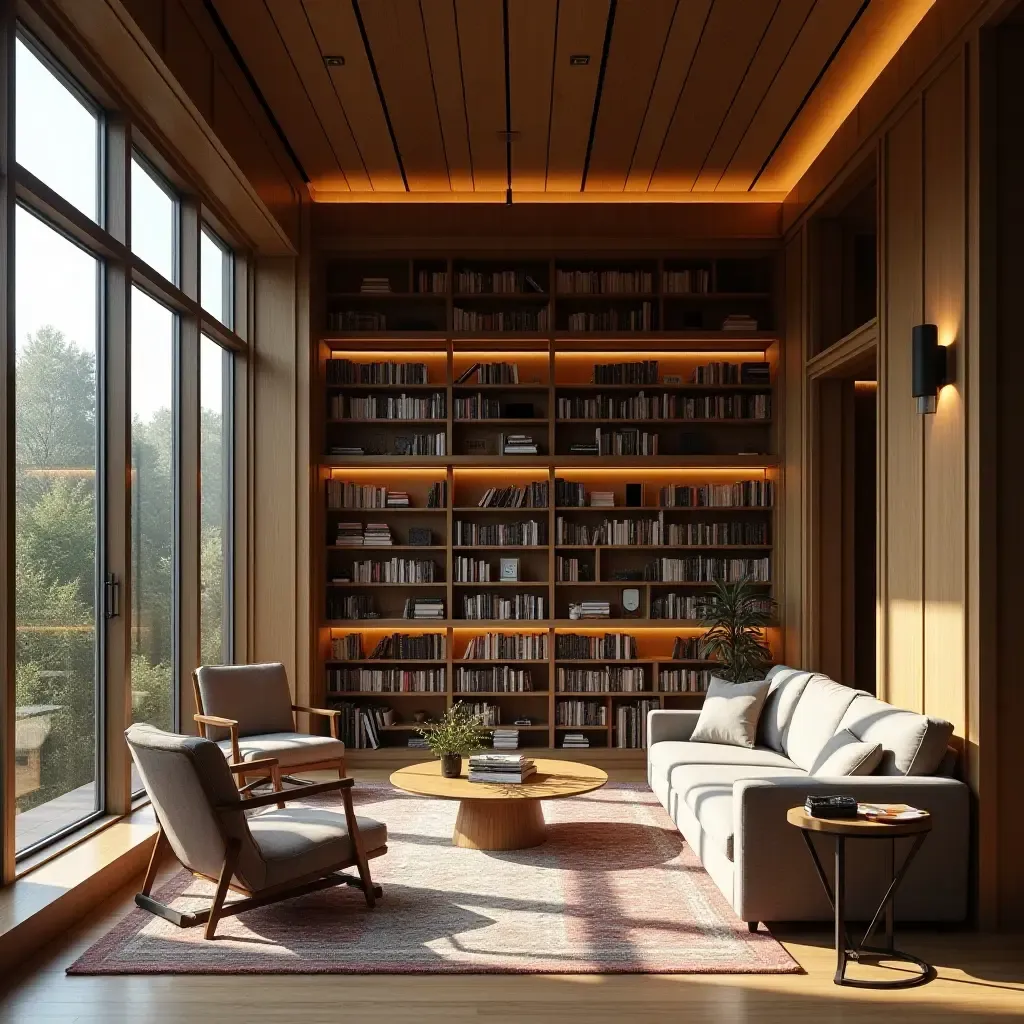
[647,666,969,925]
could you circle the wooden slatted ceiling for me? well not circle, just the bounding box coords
[205,0,933,200]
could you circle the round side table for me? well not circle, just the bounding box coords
[786,806,935,988]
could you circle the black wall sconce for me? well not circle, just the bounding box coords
[912,323,952,414]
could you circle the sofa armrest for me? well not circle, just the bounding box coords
[647,709,701,747]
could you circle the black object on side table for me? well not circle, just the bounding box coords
[786,805,935,988]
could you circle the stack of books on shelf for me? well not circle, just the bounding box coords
[476,482,549,508]
[590,490,615,507]
[561,732,590,749]
[569,440,600,456]
[335,523,365,546]
[387,491,411,508]
[330,633,364,660]
[467,753,536,783]
[501,433,539,455]
[416,269,448,293]
[327,360,429,386]
[557,666,647,692]
[461,631,550,660]
[456,666,534,692]
[556,269,653,293]
[594,360,659,385]
[663,268,710,293]
[328,445,366,457]
[722,313,759,332]
[568,600,611,620]
[455,520,545,546]
[491,728,521,751]
[659,481,775,508]
[615,699,660,748]
[402,597,445,620]
[556,632,638,659]
[360,277,392,294]
[362,523,394,547]
[568,305,652,332]
[461,593,545,621]
[369,632,446,659]
[456,361,521,385]
[741,361,771,385]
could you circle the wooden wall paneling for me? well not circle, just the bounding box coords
[164,0,213,123]
[841,380,857,686]
[264,0,371,192]
[209,0,346,191]
[355,0,450,192]
[453,0,507,192]
[120,0,165,51]
[648,0,777,193]
[882,103,924,713]
[815,377,844,679]
[694,0,815,192]
[623,0,710,192]
[582,0,676,192]
[718,0,863,192]
[295,204,312,710]
[419,0,473,192]
[545,0,609,192]
[922,55,967,736]
[507,0,557,193]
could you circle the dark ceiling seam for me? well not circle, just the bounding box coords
[352,0,410,191]
[644,0,714,192]
[748,0,871,191]
[503,0,512,203]
[543,0,561,192]
[710,0,816,192]
[452,1,476,190]
[418,0,452,191]
[202,0,310,184]
[579,0,617,192]
[692,0,782,190]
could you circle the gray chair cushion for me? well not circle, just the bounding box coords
[810,729,884,776]
[248,808,387,889]
[783,676,864,771]
[195,663,295,740]
[690,676,771,749]
[649,741,799,785]
[757,667,820,752]
[668,763,806,861]
[218,733,347,769]
[837,695,954,775]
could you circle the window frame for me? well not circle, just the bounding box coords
[3,24,251,875]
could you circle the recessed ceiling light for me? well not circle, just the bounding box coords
[324,55,345,67]
[569,54,590,66]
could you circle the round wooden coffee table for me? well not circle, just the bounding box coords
[390,758,608,850]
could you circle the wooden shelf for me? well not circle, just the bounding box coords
[327,418,446,425]
[326,659,446,665]
[557,418,772,425]
[327,691,447,697]
[326,545,447,551]
[327,582,447,588]
[553,543,772,550]
[453,418,547,425]
[555,691,655,697]
[555,382,770,390]
[555,505,772,512]
[325,454,779,468]
[452,382,549,390]
[453,581,549,587]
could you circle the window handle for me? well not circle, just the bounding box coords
[104,573,120,619]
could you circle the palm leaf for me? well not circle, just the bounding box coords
[697,577,776,682]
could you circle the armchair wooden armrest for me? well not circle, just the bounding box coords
[223,776,353,812]
[292,704,343,739]
[228,757,279,775]
[194,713,240,763]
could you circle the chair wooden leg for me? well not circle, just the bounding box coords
[141,827,169,897]
[340,786,375,908]
[271,762,285,809]
[205,839,241,940]
[338,757,347,781]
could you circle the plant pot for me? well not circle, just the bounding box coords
[440,753,462,779]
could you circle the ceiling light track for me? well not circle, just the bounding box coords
[579,0,618,193]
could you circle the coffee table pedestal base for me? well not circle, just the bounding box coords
[453,798,546,850]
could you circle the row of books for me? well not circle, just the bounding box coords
[556,667,647,692]
[615,699,660,748]
[556,633,638,660]
[335,523,393,547]
[555,556,592,582]
[328,703,388,748]
[327,360,430,385]
[453,308,549,332]
[461,702,501,726]
[330,394,446,420]
[566,429,659,457]
[650,593,771,620]
[663,269,710,294]
[475,482,549,508]
[327,484,410,510]
[454,520,545,546]
[555,269,653,293]
[454,558,495,583]
[365,632,446,660]
[659,482,775,508]
[659,669,712,692]
[594,360,660,385]
[690,361,770,385]
[455,270,544,293]
[417,270,448,293]
[330,434,446,457]
[567,305,653,332]
[327,311,387,331]
[455,666,535,692]
[555,515,665,546]
[665,521,770,545]
[644,557,771,583]
[674,395,771,420]
[556,701,607,727]
[327,595,376,620]
[461,632,550,660]
[455,361,521,385]
[327,668,446,693]
[453,397,503,419]
[672,636,702,659]
[341,559,438,584]
[461,593,546,620]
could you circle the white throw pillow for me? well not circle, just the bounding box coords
[811,729,884,776]
[690,676,771,749]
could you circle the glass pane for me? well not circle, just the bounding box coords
[131,157,176,282]
[201,229,232,327]
[16,38,98,223]
[131,288,176,735]
[200,336,231,664]
[14,206,99,853]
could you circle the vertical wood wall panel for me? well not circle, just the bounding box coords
[783,232,805,666]
[922,56,967,735]
[883,104,924,712]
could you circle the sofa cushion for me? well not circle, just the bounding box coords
[668,763,806,861]
[649,741,799,786]
[837,695,954,775]
[783,676,864,772]
[757,667,819,752]
[690,676,771,749]
[810,729,884,776]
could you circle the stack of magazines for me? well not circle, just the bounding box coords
[467,753,536,784]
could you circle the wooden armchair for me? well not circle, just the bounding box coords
[193,663,346,796]
[125,723,385,939]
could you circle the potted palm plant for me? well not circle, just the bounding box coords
[698,577,777,682]
[416,702,487,778]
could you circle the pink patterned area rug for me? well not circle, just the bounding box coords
[69,782,799,975]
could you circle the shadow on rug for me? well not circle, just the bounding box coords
[68,782,799,975]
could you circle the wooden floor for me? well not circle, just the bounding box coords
[2,772,1022,1023]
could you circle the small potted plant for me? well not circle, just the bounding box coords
[698,577,777,682]
[416,702,487,778]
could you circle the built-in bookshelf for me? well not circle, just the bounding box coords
[314,251,780,761]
